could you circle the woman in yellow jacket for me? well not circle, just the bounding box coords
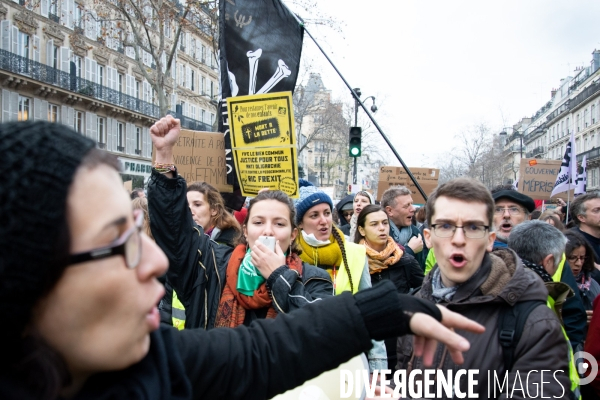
[294,180,387,372]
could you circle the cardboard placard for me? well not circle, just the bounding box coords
[518,158,573,201]
[228,92,299,198]
[123,180,133,193]
[170,130,233,193]
[377,166,440,204]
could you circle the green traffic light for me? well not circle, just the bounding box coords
[350,147,360,156]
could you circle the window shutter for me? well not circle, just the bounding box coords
[34,98,42,120]
[1,20,10,51]
[60,47,70,73]
[67,107,74,129]
[33,36,40,62]
[11,26,18,55]
[107,118,114,150]
[61,104,68,124]
[41,100,48,121]
[41,0,48,17]
[85,111,92,138]
[46,39,53,66]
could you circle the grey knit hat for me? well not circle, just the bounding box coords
[0,121,95,348]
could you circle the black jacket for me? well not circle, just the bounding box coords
[369,252,424,370]
[369,252,424,295]
[560,260,588,350]
[336,194,354,228]
[148,170,232,330]
[2,282,435,400]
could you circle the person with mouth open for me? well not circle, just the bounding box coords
[0,121,484,400]
[490,186,535,247]
[396,178,570,399]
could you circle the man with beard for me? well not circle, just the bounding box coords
[491,186,586,351]
[490,186,535,247]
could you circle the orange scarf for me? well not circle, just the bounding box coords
[214,244,303,328]
[361,237,403,274]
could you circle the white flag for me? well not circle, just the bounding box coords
[575,154,587,196]
[551,130,577,197]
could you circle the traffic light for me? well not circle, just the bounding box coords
[349,126,362,157]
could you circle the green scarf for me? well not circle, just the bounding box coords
[237,249,265,296]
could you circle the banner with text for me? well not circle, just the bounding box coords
[228,92,298,198]
[377,166,440,204]
[518,158,573,200]
[168,130,233,193]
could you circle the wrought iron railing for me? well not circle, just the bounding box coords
[0,48,216,130]
[0,48,161,118]
[48,12,60,23]
[526,146,545,158]
[577,147,600,163]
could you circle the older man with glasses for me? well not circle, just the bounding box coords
[490,186,536,248]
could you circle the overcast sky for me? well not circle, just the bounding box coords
[289,0,600,168]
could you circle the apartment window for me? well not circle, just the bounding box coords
[74,5,82,28]
[591,168,599,188]
[97,65,104,86]
[72,55,82,77]
[201,109,205,123]
[47,104,59,122]
[135,126,141,154]
[117,123,124,151]
[210,113,214,126]
[18,96,30,121]
[17,31,29,59]
[50,45,59,69]
[118,73,123,92]
[201,76,206,94]
[97,117,106,146]
[201,44,206,62]
[74,111,84,133]
[593,105,597,124]
[49,0,57,15]
[191,70,195,91]
[210,81,214,98]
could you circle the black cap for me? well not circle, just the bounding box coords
[492,190,536,213]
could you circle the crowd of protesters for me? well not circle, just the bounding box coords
[6,116,600,399]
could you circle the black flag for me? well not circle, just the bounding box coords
[218,0,304,204]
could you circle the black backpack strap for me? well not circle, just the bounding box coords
[498,300,546,371]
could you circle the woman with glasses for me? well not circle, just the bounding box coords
[565,231,600,324]
[353,204,424,371]
[0,120,483,399]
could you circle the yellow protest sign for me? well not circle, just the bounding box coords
[227,92,299,198]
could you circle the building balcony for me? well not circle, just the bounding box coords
[48,12,60,23]
[135,149,141,155]
[0,48,160,118]
[577,147,600,163]
[526,146,546,158]
[167,110,213,132]
[117,145,125,152]
[97,142,106,149]
[503,144,522,155]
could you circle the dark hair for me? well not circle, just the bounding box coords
[415,206,426,223]
[426,178,494,227]
[130,187,144,200]
[570,192,600,226]
[237,190,301,255]
[565,230,595,274]
[11,148,121,398]
[187,181,241,234]
[132,197,152,240]
[353,205,388,243]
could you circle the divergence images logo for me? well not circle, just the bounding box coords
[575,351,599,385]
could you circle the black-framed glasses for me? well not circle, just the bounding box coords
[68,210,143,269]
[431,223,490,239]
[568,255,587,263]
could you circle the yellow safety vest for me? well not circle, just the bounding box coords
[172,291,186,331]
[335,242,366,295]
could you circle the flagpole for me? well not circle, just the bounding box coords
[298,25,428,201]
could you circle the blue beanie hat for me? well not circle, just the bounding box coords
[294,179,334,224]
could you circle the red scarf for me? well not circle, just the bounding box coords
[214,244,303,328]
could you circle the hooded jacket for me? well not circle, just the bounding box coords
[397,249,571,399]
[336,194,354,236]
